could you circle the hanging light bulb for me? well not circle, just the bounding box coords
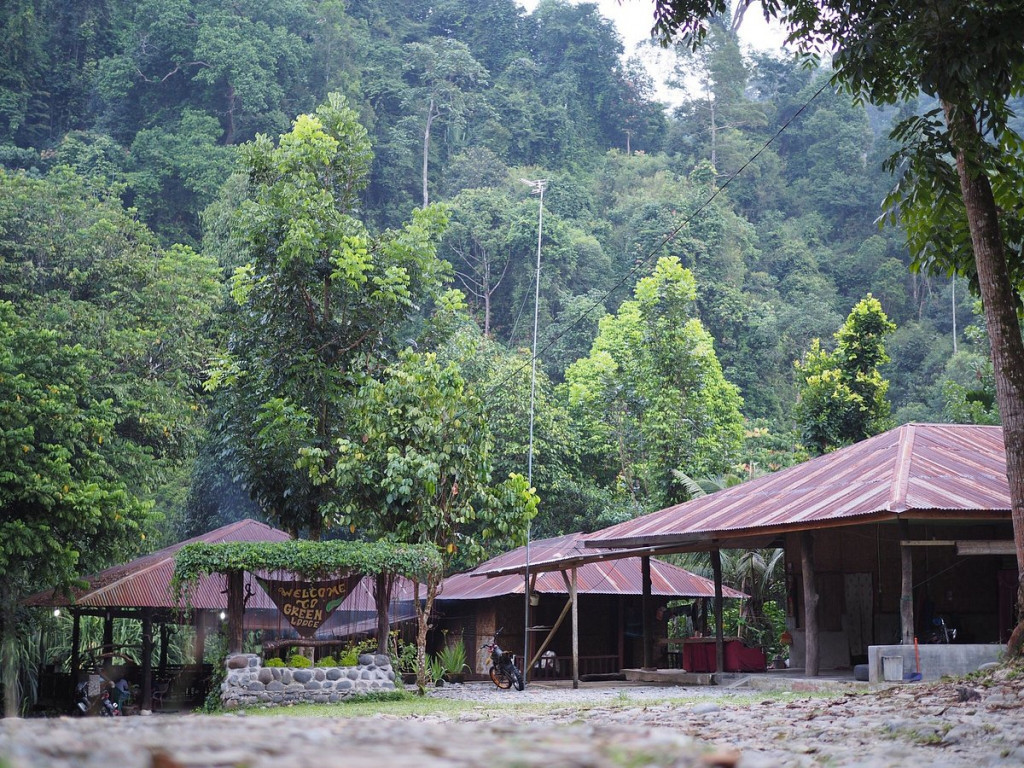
[219,611,227,621]
[53,608,61,618]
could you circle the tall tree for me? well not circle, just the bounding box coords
[653,0,1024,651]
[0,168,220,714]
[404,37,489,208]
[206,94,450,540]
[564,256,744,511]
[442,188,516,337]
[794,295,896,454]
[315,348,537,688]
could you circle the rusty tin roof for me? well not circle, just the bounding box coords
[586,423,1010,550]
[24,519,290,610]
[454,532,745,598]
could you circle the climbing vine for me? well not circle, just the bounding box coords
[171,540,443,604]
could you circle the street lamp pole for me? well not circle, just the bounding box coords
[521,178,547,685]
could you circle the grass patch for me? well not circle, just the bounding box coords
[233,686,808,719]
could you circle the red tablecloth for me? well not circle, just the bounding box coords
[681,638,767,672]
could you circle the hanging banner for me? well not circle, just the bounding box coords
[255,574,357,637]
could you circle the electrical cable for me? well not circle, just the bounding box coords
[474,77,833,412]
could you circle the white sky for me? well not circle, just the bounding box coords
[516,1,790,105]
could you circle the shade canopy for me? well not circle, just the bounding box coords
[587,423,1011,551]
[459,532,745,598]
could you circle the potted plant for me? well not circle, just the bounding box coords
[433,640,470,684]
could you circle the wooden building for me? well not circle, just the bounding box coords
[586,423,1019,676]
[433,533,747,681]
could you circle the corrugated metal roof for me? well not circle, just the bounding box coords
[453,533,745,598]
[586,423,1011,550]
[441,557,744,600]
[24,519,291,610]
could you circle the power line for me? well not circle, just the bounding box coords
[477,78,832,410]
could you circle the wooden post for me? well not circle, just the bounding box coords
[641,556,654,669]
[102,611,114,659]
[70,609,81,704]
[617,598,625,672]
[193,611,206,665]
[899,519,914,645]
[141,609,153,711]
[158,623,169,677]
[801,531,820,676]
[227,570,244,654]
[571,567,579,689]
[711,548,725,674]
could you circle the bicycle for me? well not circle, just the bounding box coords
[481,629,524,691]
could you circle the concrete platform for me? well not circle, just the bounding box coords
[622,668,714,685]
[621,667,880,693]
[867,644,1003,683]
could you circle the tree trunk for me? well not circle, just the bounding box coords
[413,577,439,693]
[374,572,395,654]
[1,586,19,717]
[422,99,436,208]
[943,100,1024,654]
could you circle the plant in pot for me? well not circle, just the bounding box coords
[433,640,470,684]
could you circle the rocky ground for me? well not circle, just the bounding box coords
[2,666,1022,768]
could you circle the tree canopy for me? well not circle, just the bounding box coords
[206,94,451,540]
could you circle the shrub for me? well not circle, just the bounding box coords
[287,653,312,668]
[315,655,338,667]
[264,658,285,668]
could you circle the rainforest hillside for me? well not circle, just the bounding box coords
[0,0,995,556]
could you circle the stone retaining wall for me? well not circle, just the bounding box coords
[221,653,396,708]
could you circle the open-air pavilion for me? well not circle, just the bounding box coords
[23,519,420,711]
[583,422,1019,681]
[435,532,749,685]
[24,519,292,711]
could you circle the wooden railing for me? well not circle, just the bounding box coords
[530,654,618,679]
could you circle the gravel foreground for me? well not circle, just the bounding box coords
[2,668,1023,768]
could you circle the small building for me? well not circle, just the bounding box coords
[432,532,747,680]
[586,423,1019,680]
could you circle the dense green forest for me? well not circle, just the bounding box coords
[0,0,998,602]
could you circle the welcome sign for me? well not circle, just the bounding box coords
[256,575,357,637]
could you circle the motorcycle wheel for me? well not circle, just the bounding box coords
[510,665,524,691]
[489,666,513,690]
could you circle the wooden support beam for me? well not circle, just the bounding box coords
[528,589,572,669]
[571,567,579,689]
[70,609,81,704]
[641,556,654,670]
[158,623,170,677]
[102,611,114,658]
[900,540,956,547]
[956,540,1016,556]
[141,609,153,711]
[711,549,724,675]
[800,531,819,677]
[227,570,244,655]
[899,520,914,645]
[194,612,206,665]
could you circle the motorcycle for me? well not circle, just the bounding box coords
[482,629,524,691]
[74,678,120,716]
[924,616,958,644]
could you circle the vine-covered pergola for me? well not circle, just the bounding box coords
[172,539,443,654]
